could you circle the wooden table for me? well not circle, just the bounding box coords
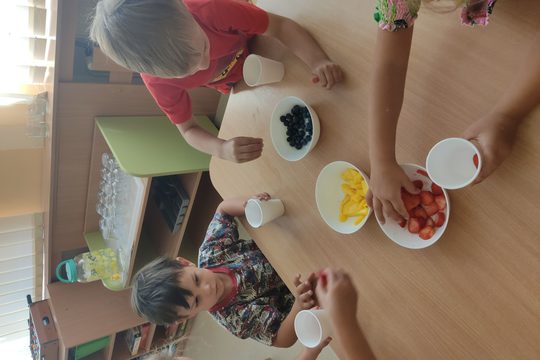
[210,1,540,359]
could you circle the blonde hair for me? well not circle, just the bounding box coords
[90,0,203,77]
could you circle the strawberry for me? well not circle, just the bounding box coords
[434,212,446,227]
[473,154,479,169]
[431,183,443,196]
[416,169,429,177]
[414,207,428,219]
[401,189,421,211]
[408,217,422,234]
[398,218,407,228]
[420,191,434,205]
[413,180,424,190]
[423,202,439,216]
[419,226,435,240]
[435,195,447,211]
[425,217,435,227]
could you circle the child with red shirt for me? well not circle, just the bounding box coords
[91,0,343,163]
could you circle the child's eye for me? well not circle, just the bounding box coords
[195,274,199,286]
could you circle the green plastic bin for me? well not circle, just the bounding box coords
[74,336,110,360]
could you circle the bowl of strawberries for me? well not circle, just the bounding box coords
[376,163,450,249]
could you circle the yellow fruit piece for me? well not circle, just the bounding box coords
[339,168,369,224]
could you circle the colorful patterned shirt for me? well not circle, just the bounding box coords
[374,0,497,31]
[198,213,295,346]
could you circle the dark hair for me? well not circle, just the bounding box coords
[131,257,192,325]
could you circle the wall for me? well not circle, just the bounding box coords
[0,103,44,217]
[0,149,43,217]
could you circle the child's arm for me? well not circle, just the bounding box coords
[366,27,419,225]
[316,269,375,360]
[273,273,317,348]
[463,34,540,183]
[177,118,263,163]
[216,192,271,217]
[264,14,343,90]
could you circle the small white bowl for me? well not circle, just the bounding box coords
[315,161,372,234]
[376,163,450,249]
[270,96,320,161]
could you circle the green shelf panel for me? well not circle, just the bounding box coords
[96,115,218,177]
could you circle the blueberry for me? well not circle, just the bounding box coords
[306,135,312,142]
[295,143,303,150]
[280,115,286,123]
[286,130,292,136]
[286,113,293,121]
[292,105,302,115]
[298,130,305,137]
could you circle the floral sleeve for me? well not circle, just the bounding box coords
[374,0,421,31]
[211,302,286,346]
[198,213,240,268]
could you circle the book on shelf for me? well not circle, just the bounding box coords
[165,323,180,339]
[125,326,141,355]
[176,320,189,338]
[138,323,151,352]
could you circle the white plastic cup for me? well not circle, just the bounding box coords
[426,137,482,190]
[243,54,285,87]
[244,199,285,228]
[294,309,333,348]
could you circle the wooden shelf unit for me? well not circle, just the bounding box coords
[46,115,217,359]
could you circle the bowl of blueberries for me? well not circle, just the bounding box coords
[270,96,320,161]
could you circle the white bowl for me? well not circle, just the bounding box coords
[315,161,372,234]
[270,96,320,161]
[376,163,450,249]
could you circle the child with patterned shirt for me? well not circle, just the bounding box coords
[91,0,343,164]
[131,193,317,347]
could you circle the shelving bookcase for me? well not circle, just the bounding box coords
[47,115,219,359]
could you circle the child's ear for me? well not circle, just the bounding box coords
[175,256,195,267]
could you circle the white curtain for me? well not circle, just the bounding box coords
[0,0,55,92]
[0,214,44,358]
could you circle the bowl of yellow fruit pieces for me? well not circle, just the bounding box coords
[315,161,372,234]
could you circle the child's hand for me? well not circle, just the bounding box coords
[220,136,263,163]
[311,60,343,90]
[293,273,317,310]
[463,112,519,184]
[315,269,358,326]
[366,161,418,224]
[253,192,271,201]
[296,336,332,360]
[243,192,271,207]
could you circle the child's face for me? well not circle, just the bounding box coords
[175,264,223,319]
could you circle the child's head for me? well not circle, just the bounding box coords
[90,0,210,78]
[131,257,224,324]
